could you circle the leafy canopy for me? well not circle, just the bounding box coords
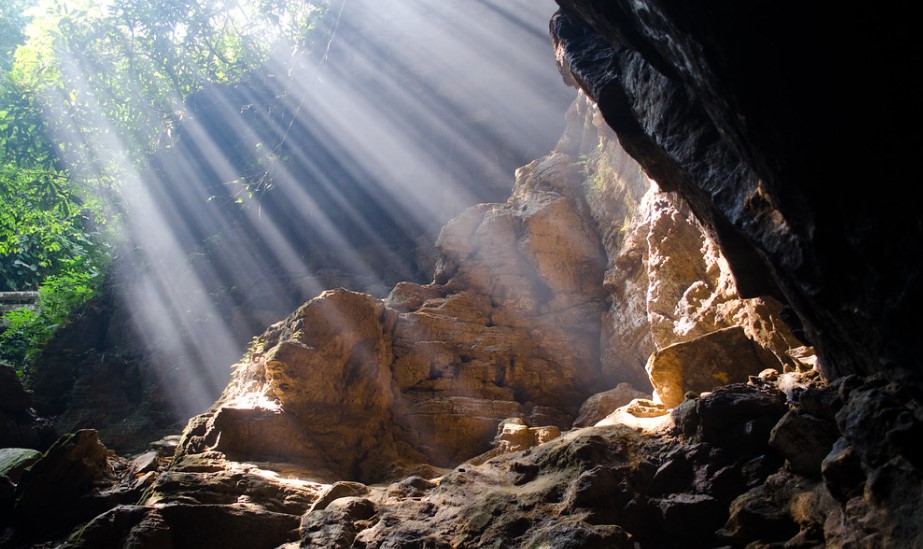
[1,0,328,373]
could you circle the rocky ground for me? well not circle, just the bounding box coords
[5,362,922,547]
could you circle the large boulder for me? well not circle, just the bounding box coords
[10,430,129,541]
[646,326,780,408]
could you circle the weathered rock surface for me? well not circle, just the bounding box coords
[647,326,781,408]
[168,101,801,484]
[3,430,139,545]
[551,0,922,381]
[0,448,41,521]
[59,449,324,549]
[573,383,648,427]
[553,94,804,399]
[7,362,921,547]
[24,293,182,454]
[177,144,621,480]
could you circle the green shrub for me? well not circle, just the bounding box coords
[0,259,100,376]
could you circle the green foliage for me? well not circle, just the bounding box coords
[0,0,329,367]
[0,0,36,72]
[11,0,328,169]
[0,162,109,290]
[0,258,101,373]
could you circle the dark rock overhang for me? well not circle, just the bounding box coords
[551,0,923,380]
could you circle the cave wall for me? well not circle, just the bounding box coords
[551,1,923,380]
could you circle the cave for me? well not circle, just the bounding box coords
[2,0,922,547]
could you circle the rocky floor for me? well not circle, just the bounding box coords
[4,367,922,548]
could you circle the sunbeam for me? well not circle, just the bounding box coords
[12,0,574,419]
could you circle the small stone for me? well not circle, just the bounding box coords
[647,326,778,408]
[758,369,780,382]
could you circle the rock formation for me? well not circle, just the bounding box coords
[550,1,923,381]
[158,91,801,488]
[2,86,819,546]
[4,1,922,545]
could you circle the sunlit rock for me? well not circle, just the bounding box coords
[646,326,781,408]
[552,1,923,382]
[470,418,562,465]
[573,383,649,427]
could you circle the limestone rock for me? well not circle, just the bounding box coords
[386,475,437,498]
[821,437,864,503]
[654,493,724,539]
[401,397,526,466]
[573,383,649,427]
[472,418,562,464]
[587,152,804,393]
[0,448,41,525]
[60,450,326,548]
[624,398,669,419]
[816,377,923,546]
[48,353,179,454]
[22,372,919,548]
[647,326,780,408]
[177,148,630,479]
[69,502,301,549]
[521,520,634,548]
[162,91,808,489]
[129,451,160,476]
[683,384,788,451]
[718,473,834,547]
